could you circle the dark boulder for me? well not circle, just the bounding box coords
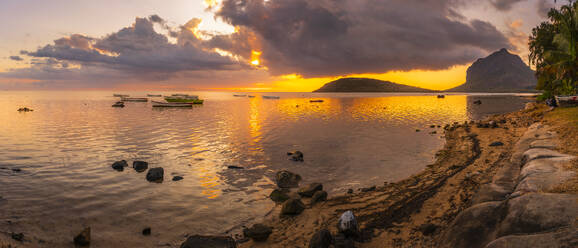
[142,227,151,236]
[269,189,290,203]
[490,141,504,147]
[111,160,128,171]
[146,167,164,183]
[288,151,304,161]
[309,229,332,248]
[172,176,184,181]
[180,235,237,248]
[11,232,24,242]
[281,199,306,215]
[311,191,328,205]
[73,227,91,247]
[298,183,323,197]
[133,161,148,172]
[243,224,273,242]
[275,170,302,188]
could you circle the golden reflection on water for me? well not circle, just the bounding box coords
[275,97,342,120]
[248,97,264,152]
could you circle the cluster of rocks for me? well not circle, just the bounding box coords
[309,211,360,248]
[111,160,180,183]
[441,123,577,248]
[269,170,328,216]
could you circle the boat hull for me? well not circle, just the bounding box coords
[555,95,578,107]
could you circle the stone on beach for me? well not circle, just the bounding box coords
[227,165,244,169]
[180,235,237,248]
[133,161,148,172]
[142,227,151,236]
[73,227,91,247]
[275,170,302,188]
[146,167,164,183]
[111,160,128,171]
[11,232,24,242]
[288,151,304,161]
[298,183,323,197]
[311,190,328,205]
[269,189,290,203]
[281,198,306,215]
[489,141,504,147]
[309,229,333,248]
[243,223,273,242]
[338,211,359,237]
[172,176,184,181]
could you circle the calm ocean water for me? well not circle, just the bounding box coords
[0,91,531,247]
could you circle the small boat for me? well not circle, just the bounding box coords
[113,94,129,97]
[147,94,162,97]
[164,95,202,104]
[171,94,190,97]
[263,96,280,99]
[555,95,578,107]
[152,101,194,108]
[309,99,324,103]
[112,101,125,108]
[121,97,148,102]
[248,95,256,98]
[437,95,445,98]
[233,94,247,97]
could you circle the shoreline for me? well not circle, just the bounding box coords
[238,103,577,247]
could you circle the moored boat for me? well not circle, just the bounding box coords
[152,101,194,107]
[147,94,162,97]
[164,95,202,104]
[113,94,129,97]
[233,94,247,97]
[248,95,256,98]
[309,99,324,103]
[263,95,280,99]
[437,95,445,98]
[112,101,125,107]
[121,97,148,102]
[555,95,578,107]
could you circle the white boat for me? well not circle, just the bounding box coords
[121,97,148,102]
[555,95,578,107]
[263,96,280,99]
[151,101,193,107]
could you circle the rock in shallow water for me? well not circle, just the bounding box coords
[243,224,273,242]
[288,151,304,161]
[74,227,91,247]
[311,190,328,205]
[111,160,128,171]
[180,235,237,248]
[133,161,148,172]
[275,170,302,188]
[298,183,323,197]
[309,229,332,248]
[172,176,184,181]
[269,189,290,203]
[281,198,306,215]
[146,167,164,183]
[142,227,151,236]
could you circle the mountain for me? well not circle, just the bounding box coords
[313,78,433,92]
[449,48,537,92]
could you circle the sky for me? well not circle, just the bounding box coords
[0,0,565,91]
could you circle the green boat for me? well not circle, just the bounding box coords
[164,96,203,104]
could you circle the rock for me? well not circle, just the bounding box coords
[489,121,498,128]
[142,227,151,236]
[146,167,164,183]
[11,168,22,172]
[227,165,243,169]
[360,186,376,192]
[430,125,436,128]
[269,189,290,203]
[74,227,91,247]
[442,201,504,248]
[133,161,148,172]
[347,189,354,194]
[180,235,237,248]
[473,100,482,105]
[111,160,128,171]
[172,176,184,181]
[333,233,355,248]
[243,224,273,242]
[275,170,302,188]
[485,228,578,248]
[288,151,304,161]
[309,229,332,248]
[489,141,504,147]
[338,211,359,237]
[298,183,323,197]
[11,232,24,242]
[417,223,438,236]
[415,129,421,132]
[281,198,306,215]
[311,191,328,205]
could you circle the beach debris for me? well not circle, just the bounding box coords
[298,183,323,197]
[180,235,237,248]
[338,211,359,237]
[17,107,33,112]
[73,227,91,247]
[473,100,482,105]
[275,170,302,188]
[142,227,151,236]
[133,161,149,172]
[11,232,24,242]
[146,167,164,183]
[111,160,128,171]
[281,198,306,215]
[489,141,504,147]
[227,165,244,169]
[172,176,184,181]
[311,191,328,205]
[309,229,332,248]
[287,151,304,161]
[418,223,438,236]
[243,224,273,242]
[269,189,290,203]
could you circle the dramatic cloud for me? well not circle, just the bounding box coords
[537,0,555,18]
[490,0,526,11]
[211,0,512,77]
[9,56,23,61]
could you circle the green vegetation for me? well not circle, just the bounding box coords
[529,1,578,98]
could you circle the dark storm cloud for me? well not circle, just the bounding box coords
[9,56,23,61]
[490,0,526,11]
[20,15,237,76]
[211,0,512,76]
